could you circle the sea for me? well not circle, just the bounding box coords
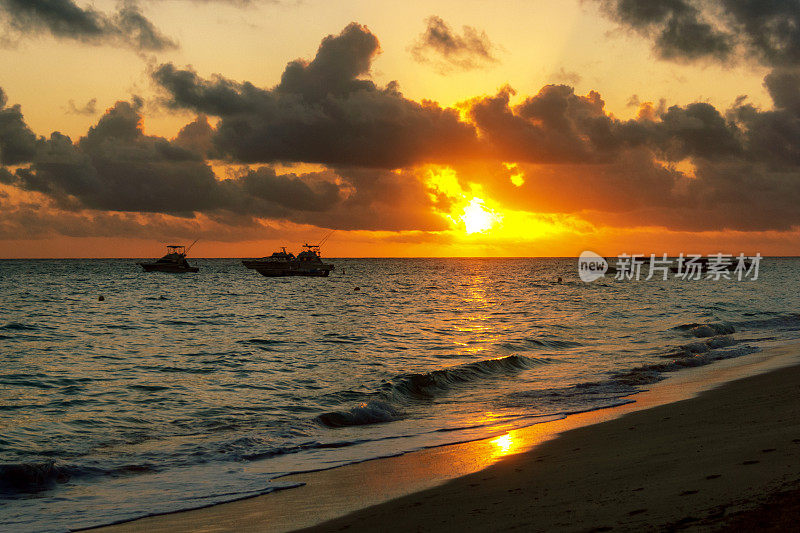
[1,257,799,532]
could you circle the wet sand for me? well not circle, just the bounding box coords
[92,343,800,532]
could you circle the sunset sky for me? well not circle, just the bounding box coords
[0,0,798,257]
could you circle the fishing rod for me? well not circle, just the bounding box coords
[185,239,199,254]
[318,230,335,247]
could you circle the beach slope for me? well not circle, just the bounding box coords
[302,355,800,532]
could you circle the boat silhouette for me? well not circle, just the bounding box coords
[243,243,334,277]
[138,241,199,273]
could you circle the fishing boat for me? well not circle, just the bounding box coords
[138,241,199,273]
[243,244,334,277]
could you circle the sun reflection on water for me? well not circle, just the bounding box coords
[491,433,518,457]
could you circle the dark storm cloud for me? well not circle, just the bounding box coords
[173,114,215,157]
[0,88,37,165]
[410,16,498,72]
[651,102,743,159]
[241,168,341,212]
[0,0,177,51]
[2,94,445,232]
[9,99,334,217]
[464,84,748,164]
[600,0,733,61]
[465,84,650,163]
[763,67,800,115]
[13,100,224,214]
[0,196,286,242]
[599,0,800,66]
[153,23,481,168]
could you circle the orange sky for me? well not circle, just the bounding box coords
[0,0,797,257]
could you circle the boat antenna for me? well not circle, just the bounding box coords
[318,230,335,247]
[185,239,199,254]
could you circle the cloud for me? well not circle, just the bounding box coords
[598,0,800,66]
[153,23,480,168]
[2,21,800,238]
[0,192,286,242]
[465,84,645,164]
[410,16,499,73]
[2,95,446,232]
[763,67,800,115]
[66,98,98,116]
[13,99,223,214]
[462,88,800,232]
[0,0,177,51]
[0,87,38,165]
[549,67,582,85]
[173,114,215,157]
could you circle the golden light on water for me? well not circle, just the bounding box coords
[491,433,518,457]
[493,434,513,452]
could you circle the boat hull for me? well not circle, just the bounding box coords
[254,269,331,277]
[138,263,199,273]
[242,260,333,277]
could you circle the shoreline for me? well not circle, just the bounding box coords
[91,341,800,532]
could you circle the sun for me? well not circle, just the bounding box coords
[461,198,499,234]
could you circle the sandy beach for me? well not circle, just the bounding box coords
[91,342,800,532]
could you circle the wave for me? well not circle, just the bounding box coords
[498,381,638,413]
[672,321,735,337]
[316,355,549,428]
[670,314,800,344]
[661,335,736,358]
[499,339,758,417]
[318,333,367,345]
[160,320,198,326]
[613,344,758,387]
[0,462,72,495]
[238,338,288,346]
[0,322,38,331]
[315,400,401,428]
[498,337,582,352]
[0,460,163,497]
[730,313,800,332]
[381,355,546,403]
[523,337,582,349]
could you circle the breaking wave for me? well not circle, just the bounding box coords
[316,355,550,427]
[672,321,736,337]
[613,344,758,386]
[381,355,546,401]
[0,461,155,497]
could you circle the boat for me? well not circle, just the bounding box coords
[243,244,334,277]
[138,242,199,273]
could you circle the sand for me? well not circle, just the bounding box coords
[91,343,800,532]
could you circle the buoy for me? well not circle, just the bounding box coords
[353,286,360,291]
[98,295,105,301]
[159,295,167,300]
[556,277,563,284]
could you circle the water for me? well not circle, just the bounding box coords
[2,258,799,531]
